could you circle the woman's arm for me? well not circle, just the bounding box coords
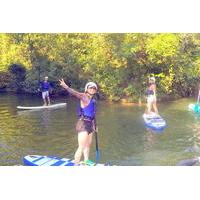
[59,79,85,100]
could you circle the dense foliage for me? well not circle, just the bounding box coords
[0,33,200,102]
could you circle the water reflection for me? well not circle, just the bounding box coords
[40,109,51,130]
[145,126,165,134]
[144,128,157,151]
[184,115,200,153]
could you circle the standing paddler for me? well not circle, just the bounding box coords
[59,79,98,165]
[146,76,159,115]
[39,76,51,106]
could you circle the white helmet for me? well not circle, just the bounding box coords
[85,82,98,92]
[149,77,156,82]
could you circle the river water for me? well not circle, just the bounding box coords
[0,93,200,166]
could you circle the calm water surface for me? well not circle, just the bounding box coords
[0,93,200,166]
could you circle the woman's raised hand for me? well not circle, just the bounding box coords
[59,79,69,89]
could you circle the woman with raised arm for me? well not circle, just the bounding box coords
[59,79,98,165]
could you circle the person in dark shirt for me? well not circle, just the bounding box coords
[59,79,98,165]
[40,76,51,106]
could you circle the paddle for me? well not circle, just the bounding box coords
[36,65,41,93]
[194,90,200,113]
[176,157,200,166]
[94,128,100,163]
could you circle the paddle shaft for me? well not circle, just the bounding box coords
[95,130,99,152]
[197,90,200,104]
[94,129,100,163]
[38,65,41,93]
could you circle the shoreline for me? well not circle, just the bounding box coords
[0,91,194,105]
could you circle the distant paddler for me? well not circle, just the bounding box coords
[145,76,159,115]
[39,76,52,106]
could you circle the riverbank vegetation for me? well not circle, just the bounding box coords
[0,33,200,103]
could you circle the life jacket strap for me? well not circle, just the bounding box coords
[79,115,94,122]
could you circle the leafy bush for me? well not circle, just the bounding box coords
[8,64,26,92]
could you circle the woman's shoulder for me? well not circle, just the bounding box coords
[81,93,91,101]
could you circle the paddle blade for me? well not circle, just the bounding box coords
[177,158,199,166]
[95,150,100,163]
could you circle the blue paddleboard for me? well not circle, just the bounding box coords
[23,155,108,166]
[143,112,167,131]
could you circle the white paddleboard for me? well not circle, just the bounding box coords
[23,155,109,166]
[143,112,167,131]
[17,103,66,110]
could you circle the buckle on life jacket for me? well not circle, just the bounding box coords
[79,115,93,122]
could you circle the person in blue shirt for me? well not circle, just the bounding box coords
[59,79,98,165]
[40,76,51,106]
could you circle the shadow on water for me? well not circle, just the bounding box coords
[0,94,200,166]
